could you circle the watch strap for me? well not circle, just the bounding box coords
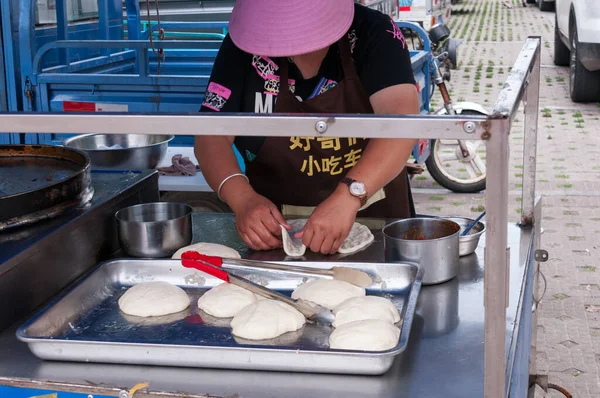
[340,177,368,207]
[359,194,368,207]
[340,177,355,186]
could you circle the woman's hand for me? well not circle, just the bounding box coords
[229,188,290,251]
[296,186,360,254]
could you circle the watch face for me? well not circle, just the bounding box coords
[350,182,366,196]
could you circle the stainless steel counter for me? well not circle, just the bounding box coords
[0,170,160,331]
[0,213,535,398]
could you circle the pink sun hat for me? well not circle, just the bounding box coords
[228,0,356,57]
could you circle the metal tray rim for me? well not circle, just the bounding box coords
[17,257,423,359]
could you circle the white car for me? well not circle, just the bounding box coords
[554,0,600,102]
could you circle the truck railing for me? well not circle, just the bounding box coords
[32,40,220,81]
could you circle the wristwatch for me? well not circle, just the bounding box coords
[340,177,368,207]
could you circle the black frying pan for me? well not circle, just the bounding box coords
[0,145,92,223]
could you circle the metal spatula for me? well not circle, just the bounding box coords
[189,253,373,288]
[181,251,335,325]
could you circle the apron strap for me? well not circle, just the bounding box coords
[337,35,359,82]
[279,34,358,98]
[279,57,292,99]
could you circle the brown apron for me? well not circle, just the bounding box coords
[245,37,414,218]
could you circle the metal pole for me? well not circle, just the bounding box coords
[529,197,543,377]
[484,117,511,398]
[55,0,70,66]
[0,113,487,139]
[98,0,111,57]
[520,44,541,226]
[482,37,540,398]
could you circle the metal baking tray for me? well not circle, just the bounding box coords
[17,259,423,375]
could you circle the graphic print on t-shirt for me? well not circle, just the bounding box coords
[202,82,232,111]
[252,55,278,79]
[386,19,406,48]
[348,30,358,54]
[264,75,296,97]
[252,55,298,113]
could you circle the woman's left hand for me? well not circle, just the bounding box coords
[296,187,361,255]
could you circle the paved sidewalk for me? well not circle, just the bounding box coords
[410,1,600,396]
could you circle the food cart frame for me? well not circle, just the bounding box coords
[0,37,542,398]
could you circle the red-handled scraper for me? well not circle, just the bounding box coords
[187,253,373,288]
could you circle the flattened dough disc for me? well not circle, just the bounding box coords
[280,225,306,258]
[338,223,374,254]
[281,220,374,256]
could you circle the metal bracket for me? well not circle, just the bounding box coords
[463,121,477,134]
[24,77,35,101]
[315,120,328,134]
[481,120,491,140]
[532,250,548,312]
[529,374,548,392]
[524,70,532,89]
[534,249,548,262]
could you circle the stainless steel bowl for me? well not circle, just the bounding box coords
[441,216,486,257]
[383,218,460,285]
[116,202,193,258]
[63,134,174,170]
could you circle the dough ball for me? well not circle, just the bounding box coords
[233,328,303,347]
[118,281,189,317]
[172,242,241,260]
[197,283,258,318]
[197,312,234,328]
[332,296,400,328]
[230,300,305,340]
[338,223,374,254]
[291,279,365,310]
[329,319,400,351]
[121,310,188,326]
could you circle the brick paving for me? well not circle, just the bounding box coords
[410,1,600,396]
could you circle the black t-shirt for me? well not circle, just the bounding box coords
[200,4,416,163]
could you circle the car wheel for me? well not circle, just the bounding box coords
[538,0,553,11]
[553,15,570,66]
[569,20,600,102]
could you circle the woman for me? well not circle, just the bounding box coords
[195,0,420,255]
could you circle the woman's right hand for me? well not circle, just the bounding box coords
[229,189,290,251]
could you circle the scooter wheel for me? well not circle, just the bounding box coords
[424,110,487,193]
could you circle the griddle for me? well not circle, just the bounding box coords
[0,145,93,231]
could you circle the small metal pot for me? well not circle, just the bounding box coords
[440,216,486,257]
[116,202,193,258]
[63,134,173,170]
[383,218,460,285]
